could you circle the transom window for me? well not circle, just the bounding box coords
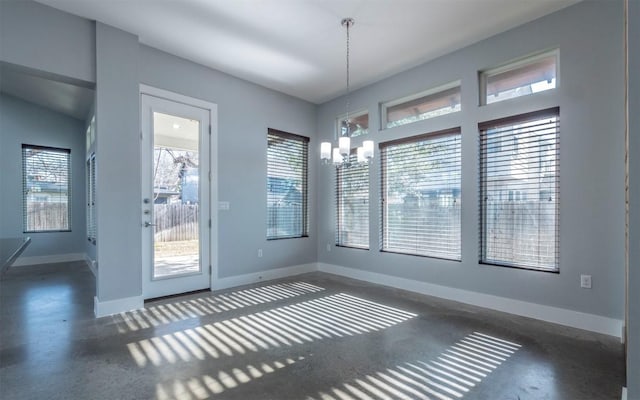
[380,129,462,259]
[382,82,461,129]
[22,144,71,232]
[481,50,558,105]
[337,110,369,137]
[479,108,560,271]
[266,129,309,240]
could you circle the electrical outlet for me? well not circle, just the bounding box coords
[258,249,263,258]
[580,274,592,289]
[326,243,331,252]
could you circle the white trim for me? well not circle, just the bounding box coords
[211,263,316,291]
[621,387,627,400]
[140,84,216,111]
[317,263,624,338]
[12,253,85,266]
[139,85,218,299]
[94,295,144,318]
[84,254,97,277]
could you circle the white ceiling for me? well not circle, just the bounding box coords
[35,0,579,104]
[0,63,95,120]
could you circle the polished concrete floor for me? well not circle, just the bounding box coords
[0,262,625,400]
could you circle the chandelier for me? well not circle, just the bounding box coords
[320,18,374,167]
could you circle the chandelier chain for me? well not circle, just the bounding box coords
[345,18,351,137]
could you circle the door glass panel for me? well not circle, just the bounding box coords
[152,112,200,279]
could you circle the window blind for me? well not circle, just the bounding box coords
[336,152,369,249]
[380,128,461,259]
[88,154,96,243]
[479,107,559,271]
[22,144,71,232]
[86,158,91,240]
[267,129,309,240]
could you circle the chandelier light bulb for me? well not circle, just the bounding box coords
[332,148,342,165]
[321,142,332,161]
[363,140,374,160]
[339,136,350,156]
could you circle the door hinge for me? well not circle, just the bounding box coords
[209,265,212,275]
[209,171,211,182]
[208,219,211,228]
[209,125,212,135]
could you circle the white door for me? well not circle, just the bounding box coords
[141,93,212,299]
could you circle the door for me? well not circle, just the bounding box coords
[141,93,211,299]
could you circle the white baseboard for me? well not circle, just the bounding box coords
[13,252,86,266]
[84,254,97,277]
[621,387,627,400]
[94,295,144,318]
[318,263,624,338]
[212,263,316,291]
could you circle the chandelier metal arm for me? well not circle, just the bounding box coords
[320,17,374,168]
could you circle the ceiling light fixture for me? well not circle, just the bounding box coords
[321,18,374,167]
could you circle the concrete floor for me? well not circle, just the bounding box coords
[0,262,625,400]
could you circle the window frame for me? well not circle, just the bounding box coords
[266,128,310,240]
[381,81,461,130]
[336,109,369,138]
[379,127,462,260]
[480,49,559,106]
[479,107,560,272]
[335,150,370,250]
[22,144,72,233]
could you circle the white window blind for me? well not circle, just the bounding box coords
[479,107,559,271]
[87,153,96,243]
[22,144,71,232]
[336,152,369,249]
[380,129,461,259]
[267,129,309,240]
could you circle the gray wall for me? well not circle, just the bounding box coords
[0,0,95,84]
[316,0,625,319]
[94,22,141,302]
[139,45,318,278]
[0,94,86,256]
[627,0,639,396]
[0,0,318,305]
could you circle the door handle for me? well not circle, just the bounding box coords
[143,222,156,227]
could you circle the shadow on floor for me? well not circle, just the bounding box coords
[0,262,625,400]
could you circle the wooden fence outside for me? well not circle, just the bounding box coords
[154,204,199,242]
[25,202,69,231]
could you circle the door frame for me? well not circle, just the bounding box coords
[139,84,218,299]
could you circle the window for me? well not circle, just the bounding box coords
[267,129,309,239]
[382,82,461,129]
[481,50,558,105]
[479,108,559,271]
[87,153,96,243]
[336,152,369,249]
[337,110,369,137]
[380,129,461,259]
[22,145,71,232]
